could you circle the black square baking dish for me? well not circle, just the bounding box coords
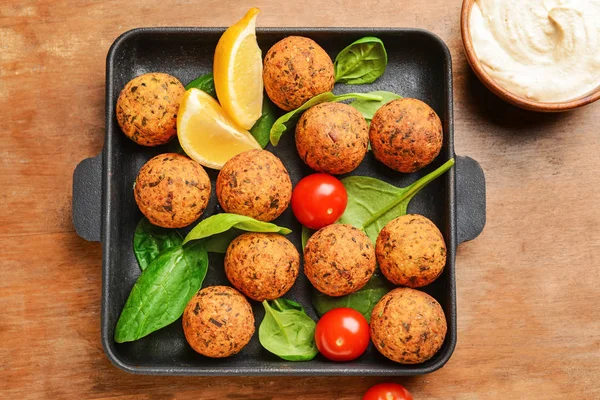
[72,27,486,376]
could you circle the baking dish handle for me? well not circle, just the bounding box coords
[72,153,103,242]
[455,155,486,244]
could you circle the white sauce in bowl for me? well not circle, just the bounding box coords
[470,0,600,102]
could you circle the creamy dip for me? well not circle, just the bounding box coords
[470,0,600,102]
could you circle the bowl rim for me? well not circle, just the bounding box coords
[460,0,600,112]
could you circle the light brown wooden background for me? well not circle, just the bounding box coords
[1,0,599,399]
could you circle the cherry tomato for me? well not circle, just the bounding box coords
[291,173,347,230]
[363,383,414,400]
[314,308,369,362]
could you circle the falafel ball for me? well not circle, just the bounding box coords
[225,233,300,301]
[134,153,211,228]
[369,98,443,173]
[371,287,447,364]
[116,72,185,146]
[304,224,376,297]
[182,286,255,358]
[376,214,446,288]
[295,102,369,174]
[263,36,335,111]
[216,149,292,222]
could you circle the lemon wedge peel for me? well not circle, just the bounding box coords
[213,7,263,130]
[177,88,261,170]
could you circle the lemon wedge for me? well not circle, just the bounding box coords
[177,88,261,169]
[213,7,263,130]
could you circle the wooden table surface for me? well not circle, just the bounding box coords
[2,0,599,398]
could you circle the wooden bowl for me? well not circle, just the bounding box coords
[460,0,600,112]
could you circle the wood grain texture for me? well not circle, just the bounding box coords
[1,0,599,399]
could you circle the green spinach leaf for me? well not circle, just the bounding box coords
[202,228,242,254]
[259,299,318,361]
[250,98,277,148]
[185,72,216,98]
[269,91,382,146]
[271,298,305,312]
[301,226,314,251]
[348,91,401,120]
[334,37,388,84]
[133,218,183,270]
[114,242,208,343]
[339,158,455,243]
[312,273,392,322]
[183,213,291,245]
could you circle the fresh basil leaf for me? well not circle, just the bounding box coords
[183,213,291,245]
[269,91,382,146]
[312,273,392,323]
[334,37,388,84]
[339,159,455,243]
[259,299,318,361]
[133,218,183,270]
[114,242,208,343]
[185,72,216,98]
[348,91,402,120]
[250,98,277,148]
[301,226,314,251]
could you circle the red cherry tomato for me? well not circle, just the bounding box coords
[363,383,414,400]
[314,308,369,362]
[291,173,347,230]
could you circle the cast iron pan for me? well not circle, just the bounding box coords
[72,27,486,376]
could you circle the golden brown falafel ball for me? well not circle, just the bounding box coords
[295,102,369,174]
[216,149,292,222]
[369,98,443,173]
[116,73,185,146]
[371,287,447,364]
[182,286,255,358]
[263,36,335,111]
[303,224,376,297]
[134,153,211,228]
[225,233,300,301]
[376,214,446,288]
